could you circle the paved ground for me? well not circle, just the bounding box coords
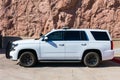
[1,50,120,80]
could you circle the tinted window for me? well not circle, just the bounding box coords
[47,31,63,41]
[91,31,110,40]
[80,31,88,40]
[64,31,80,40]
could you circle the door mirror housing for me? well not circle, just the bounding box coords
[44,37,48,41]
[40,33,43,36]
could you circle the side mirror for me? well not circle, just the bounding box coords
[44,37,48,41]
[40,33,43,37]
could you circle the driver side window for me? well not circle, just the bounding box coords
[47,31,63,41]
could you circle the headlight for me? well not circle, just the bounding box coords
[11,43,18,51]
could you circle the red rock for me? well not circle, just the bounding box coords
[0,0,120,38]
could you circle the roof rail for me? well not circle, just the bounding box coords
[62,26,70,29]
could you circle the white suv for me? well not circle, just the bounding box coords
[6,28,114,67]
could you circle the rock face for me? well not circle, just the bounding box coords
[0,0,120,38]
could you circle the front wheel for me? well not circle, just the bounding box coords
[19,52,37,67]
[83,52,100,67]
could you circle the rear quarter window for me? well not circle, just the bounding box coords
[91,31,110,41]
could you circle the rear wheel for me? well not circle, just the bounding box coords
[83,52,100,67]
[19,52,37,67]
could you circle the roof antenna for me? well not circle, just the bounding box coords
[62,26,70,29]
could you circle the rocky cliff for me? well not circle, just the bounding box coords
[0,0,120,38]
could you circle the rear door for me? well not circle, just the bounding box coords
[64,31,88,60]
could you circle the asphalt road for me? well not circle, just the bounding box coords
[0,53,120,80]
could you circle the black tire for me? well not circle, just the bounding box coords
[83,52,100,67]
[19,52,37,67]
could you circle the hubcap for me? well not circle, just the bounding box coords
[86,54,97,65]
[21,54,33,65]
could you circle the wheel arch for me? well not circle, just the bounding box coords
[82,49,102,61]
[18,49,38,60]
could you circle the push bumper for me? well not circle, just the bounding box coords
[5,41,12,59]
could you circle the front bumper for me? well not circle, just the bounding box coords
[5,41,18,60]
[9,51,18,60]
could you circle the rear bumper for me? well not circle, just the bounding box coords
[102,50,114,61]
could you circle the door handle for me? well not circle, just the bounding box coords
[59,44,64,46]
[81,43,87,46]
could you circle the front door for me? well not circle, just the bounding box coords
[40,31,65,60]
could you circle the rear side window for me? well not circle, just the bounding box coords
[80,31,88,40]
[64,31,88,41]
[91,31,110,40]
[64,31,80,40]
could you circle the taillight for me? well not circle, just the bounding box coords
[111,41,113,50]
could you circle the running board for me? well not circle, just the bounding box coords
[39,60,81,63]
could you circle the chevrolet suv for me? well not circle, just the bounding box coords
[6,28,114,67]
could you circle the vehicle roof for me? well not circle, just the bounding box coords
[51,28,108,32]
